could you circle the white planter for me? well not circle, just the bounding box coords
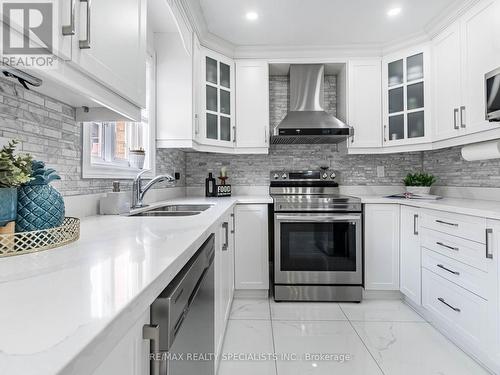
[406,186,431,195]
[129,151,145,169]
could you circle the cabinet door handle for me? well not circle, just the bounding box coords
[436,241,459,251]
[230,213,235,233]
[62,0,76,35]
[233,126,236,144]
[486,228,493,259]
[79,0,91,49]
[143,324,160,375]
[460,106,466,128]
[413,214,419,235]
[264,128,268,144]
[436,219,458,227]
[194,114,199,135]
[222,222,229,251]
[437,264,460,275]
[453,108,459,129]
[438,297,461,312]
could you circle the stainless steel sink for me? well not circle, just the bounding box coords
[132,211,201,217]
[130,203,213,217]
[148,204,213,212]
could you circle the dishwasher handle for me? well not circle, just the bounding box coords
[143,324,161,375]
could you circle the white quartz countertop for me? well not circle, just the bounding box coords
[359,195,500,220]
[0,195,271,375]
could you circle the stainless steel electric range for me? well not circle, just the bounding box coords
[270,169,363,302]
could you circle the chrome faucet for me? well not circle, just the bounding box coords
[131,170,175,208]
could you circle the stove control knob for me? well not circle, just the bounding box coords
[322,172,328,179]
[330,172,336,179]
[273,173,279,180]
[281,173,287,179]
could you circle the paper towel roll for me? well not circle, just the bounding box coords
[461,140,500,161]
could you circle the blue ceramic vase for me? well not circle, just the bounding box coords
[0,188,17,227]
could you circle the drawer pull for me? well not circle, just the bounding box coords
[435,219,458,227]
[438,297,461,312]
[436,242,459,251]
[437,264,460,275]
[486,228,493,259]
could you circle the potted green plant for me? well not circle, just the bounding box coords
[129,148,145,169]
[403,172,436,195]
[0,140,32,233]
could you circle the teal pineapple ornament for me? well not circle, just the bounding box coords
[16,161,65,232]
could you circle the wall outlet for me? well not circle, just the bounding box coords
[377,166,385,178]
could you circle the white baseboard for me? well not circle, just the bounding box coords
[234,289,269,299]
[362,289,403,300]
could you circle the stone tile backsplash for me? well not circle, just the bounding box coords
[2,73,500,196]
[423,146,500,188]
[0,77,185,196]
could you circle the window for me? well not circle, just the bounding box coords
[82,54,155,178]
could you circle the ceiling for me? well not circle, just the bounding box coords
[197,0,465,47]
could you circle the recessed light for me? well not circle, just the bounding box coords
[387,7,402,17]
[245,11,259,21]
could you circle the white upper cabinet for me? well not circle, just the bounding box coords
[347,59,382,149]
[382,45,431,147]
[234,60,270,153]
[72,0,147,107]
[198,48,236,149]
[431,0,500,143]
[460,0,500,135]
[432,23,464,141]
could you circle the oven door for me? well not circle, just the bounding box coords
[275,212,362,285]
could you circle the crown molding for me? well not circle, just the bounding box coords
[178,0,478,60]
[424,0,481,39]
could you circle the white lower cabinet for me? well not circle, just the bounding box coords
[422,268,490,353]
[214,210,235,369]
[364,204,400,290]
[400,206,421,305]
[92,309,150,375]
[418,211,499,373]
[234,204,269,290]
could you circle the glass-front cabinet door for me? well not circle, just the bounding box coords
[383,46,431,146]
[200,48,235,148]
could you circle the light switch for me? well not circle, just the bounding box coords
[377,166,385,178]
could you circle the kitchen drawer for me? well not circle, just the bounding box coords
[421,227,489,272]
[422,268,489,351]
[422,248,489,299]
[421,209,487,244]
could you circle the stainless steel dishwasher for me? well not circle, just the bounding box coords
[143,234,215,375]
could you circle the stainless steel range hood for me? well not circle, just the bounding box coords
[271,64,352,144]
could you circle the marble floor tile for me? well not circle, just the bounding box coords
[339,299,425,322]
[270,300,347,321]
[352,321,491,375]
[218,319,276,375]
[272,320,383,375]
[230,298,271,320]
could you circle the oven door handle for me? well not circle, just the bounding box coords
[275,215,360,222]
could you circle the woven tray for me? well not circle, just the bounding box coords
[0,217,80,258]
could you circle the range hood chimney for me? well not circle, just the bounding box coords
[271,64,352,144]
